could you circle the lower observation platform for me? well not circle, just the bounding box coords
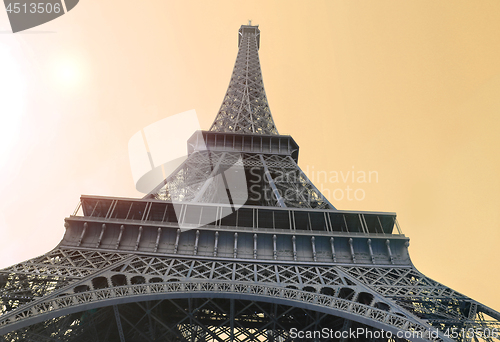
[62,195,410,266]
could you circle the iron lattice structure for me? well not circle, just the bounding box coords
[1,24,500,342]
[209,26,278,135]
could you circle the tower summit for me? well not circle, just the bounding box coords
[1,24,499,342]
[210,24,277,135]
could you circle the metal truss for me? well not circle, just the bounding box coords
[210,25,278,135]
[151,151,332,210]
[0,250,129,313]
[1,298,411,342]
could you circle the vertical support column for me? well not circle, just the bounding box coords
[386,240,394,264]
[154,228,162,252]
[96,224,106,248]
[311,236,317,262]
[213,231,219,257]
[367,239,375,264]
[272,235,277,260]
[194,230,200,256]
[349,238,356,263]
[330,237,337,262]
[233,233,238,258]
[134,226,143,251]
[174,229,180,254]
[77,222,88,247]
[292,235,297,261]
[116,225,124,249]
[253,234,258,259]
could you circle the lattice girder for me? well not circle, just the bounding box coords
[0,250,130,315]
[1,299,405,342]
[0,280,440,341]
[339,266,500,337]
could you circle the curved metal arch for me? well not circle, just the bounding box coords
[0,280,447,341]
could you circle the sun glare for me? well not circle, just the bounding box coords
[53,56,86,88]
[0,44,26,170]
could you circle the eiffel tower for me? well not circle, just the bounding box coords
[1,24,499,342]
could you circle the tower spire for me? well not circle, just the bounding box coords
[210,24,278,135]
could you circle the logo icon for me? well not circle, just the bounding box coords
[4,0,79,33]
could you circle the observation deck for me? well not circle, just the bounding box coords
[62,195,410,266]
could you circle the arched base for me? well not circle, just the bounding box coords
[1,298,411,342]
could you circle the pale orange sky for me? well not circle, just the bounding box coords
[0,1,499,311]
